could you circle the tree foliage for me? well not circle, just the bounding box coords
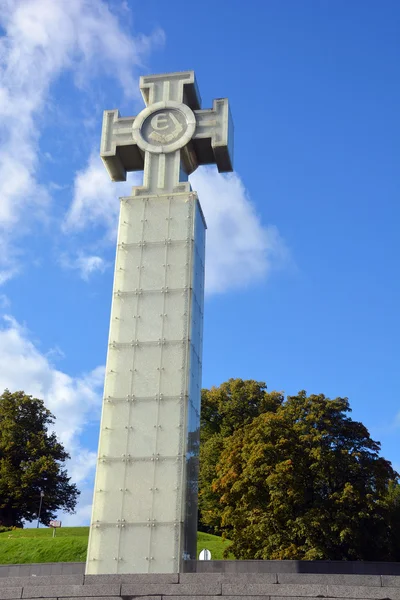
[384,480,400,558]
[200,379,283,441]
[0,390,80,527]
[199,379,283,532]
[199,382,400,560]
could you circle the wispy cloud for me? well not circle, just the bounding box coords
[60,251,109,281]
[0,315,104,448]
[64,153,140,239]
[65,159,288,294]
[0,314,104,519]
[191,167,289,294]
[1,1,285,295]
[0,0,164,274]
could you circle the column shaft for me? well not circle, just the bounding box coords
[86,192,205,574]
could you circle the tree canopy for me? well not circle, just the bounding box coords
[199,380,400,561]
[0,389,79,527]
[199,379,283,533]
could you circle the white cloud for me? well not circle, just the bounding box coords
[60,251,108,281]
[191,167,289,294]
[0,267,18,286]
[0,315,104,520]
[64,153,140,239]
[0,315,104,448]
[76,255,108,280]
[66,157,288,294]
[67,449,98,486]
[0,232,22,287]
[0,0,164,272]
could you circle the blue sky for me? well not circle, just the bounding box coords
[0,0,399,525]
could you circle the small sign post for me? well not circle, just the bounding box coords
[49,520,62,538]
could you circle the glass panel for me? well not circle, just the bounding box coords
[136,293,164,342]
[122,461,155,522]
[86,525,121,574]
[152,460,181,522]
[148,523,180,573]
[127,400,159,457]
[132,344,161,397]
[99,402,130,456]
[120,198,146,245]
[165,242,191,289]
[169,196,192,240]
[91,462,125,522]
[142,197,169,242]
[182,198,205,562]
[160,343,187,397]
[163,291,188,340]
[110,295,138,344]
[156,397,184,456]
[104,347,134,398]
[118,524,151,573]
[140,245,168,290]
[114,246,142,292]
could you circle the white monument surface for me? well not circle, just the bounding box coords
[86,71,233,574]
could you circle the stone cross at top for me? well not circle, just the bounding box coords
[100,71,233,194]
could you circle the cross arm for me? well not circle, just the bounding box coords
[139,70,201,108]
[100,110,144,182]
[193,98,234,172]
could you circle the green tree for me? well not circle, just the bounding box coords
[201,379,283,441]
[384,481,400,558]
[199,379,283,532]
[212,391,399,560]
[0,390,80,527]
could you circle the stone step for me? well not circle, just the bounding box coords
[0,572,398,600]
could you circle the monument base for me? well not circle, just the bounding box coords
[2,559,400,577]
[0,562,400,600]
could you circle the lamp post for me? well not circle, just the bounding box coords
[36,490,44,528]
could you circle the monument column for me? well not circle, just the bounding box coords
[86,71,233,574]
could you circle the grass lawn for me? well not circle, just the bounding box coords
[0,527,232,564]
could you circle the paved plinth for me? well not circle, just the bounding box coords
[0,571,399,600]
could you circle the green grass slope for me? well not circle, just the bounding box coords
[0,527,232,564]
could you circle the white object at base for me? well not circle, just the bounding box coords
[198,548,212,561]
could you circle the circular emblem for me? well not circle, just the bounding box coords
[132,101,196,154]
[142,109,187,146]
